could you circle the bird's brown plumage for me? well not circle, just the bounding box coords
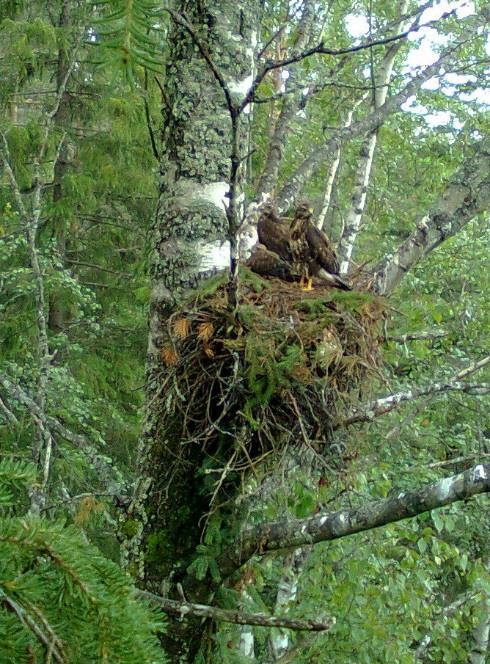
[257,202,292,261]
[250,200,352,290]
[289,202,313,283]
[289,201,351,290]
[246,244,297,281]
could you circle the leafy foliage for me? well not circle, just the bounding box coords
[1,0,489,662]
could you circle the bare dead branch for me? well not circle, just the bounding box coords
[143,69,160,161]
[389,330,449,343]
[65,259,132,277]
[138,591,335,632]
[425,453,490,470]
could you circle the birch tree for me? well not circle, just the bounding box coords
[123,1,490,662]
[1,1,489,663]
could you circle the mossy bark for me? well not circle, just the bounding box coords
[125,3,261,661]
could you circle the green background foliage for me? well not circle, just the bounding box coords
[0,0,488,662]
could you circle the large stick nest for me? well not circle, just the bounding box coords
[154,269,385,497]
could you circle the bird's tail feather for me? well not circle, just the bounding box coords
[317,268,352,290]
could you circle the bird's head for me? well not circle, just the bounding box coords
[295,200,313,218]
[258,200,277,219]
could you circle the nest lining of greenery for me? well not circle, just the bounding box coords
[155,269,385,498]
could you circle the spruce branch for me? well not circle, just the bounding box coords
[0,590,65,663]
[0,376,119,488]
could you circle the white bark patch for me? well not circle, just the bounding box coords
[238,628,255,657]
[238,225,258,260]
[332,512,348,534]
[319,515,328,527]
[274,633,290,655]
[435,477,453,501]
[195,181,229,210]
[229,74,253,98]
[197,239,230,272]
[229,72,254,115]
[473,465,487,480]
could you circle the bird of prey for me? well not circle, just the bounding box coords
[257,202,292,261]
[246,244,298,281]
[289,201,351,291]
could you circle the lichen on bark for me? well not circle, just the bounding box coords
[123,2,262,661]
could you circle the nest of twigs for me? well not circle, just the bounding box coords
[153,269,385,498]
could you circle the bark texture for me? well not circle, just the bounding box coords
[275,38,476,211]
[219,463,490,575]
[372,136,490,295]
[255,0,315,199]
[124,3,261,661]
[337,0,409,272]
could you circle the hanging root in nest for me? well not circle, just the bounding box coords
[151,268,386,506]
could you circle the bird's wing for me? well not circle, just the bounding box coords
[316,268,352,291]
[257,206,292,260]
[306,223,340,274]
[246,245,296,281]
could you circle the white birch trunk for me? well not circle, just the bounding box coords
[338,0,409,273]
[469,599,490,664]
[372,135,490,295]
[316,94,368,231]
[268,548,308,661]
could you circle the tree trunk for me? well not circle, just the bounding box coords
[48,0,73,333]
[125,3,260,661]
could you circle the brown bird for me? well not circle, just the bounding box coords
[246,244,298,281]
[257,202,292,261]
[290,201,351,291]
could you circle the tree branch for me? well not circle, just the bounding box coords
[338,0,411,273]
[219,464,489,575]
[343,382,488,427]
[143,69,160,161]
[246,7,457,109]
[276,38,471,210]
[371,135,490,295]
[0,374,121,485]
[138,591,335,632]
[255,0,316,199]
[388,330,449,343]
[341,356,490,427]
[414,590,479,659]
[317,93,368,231]
[0,394,19,426]
[0,590,65,663]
